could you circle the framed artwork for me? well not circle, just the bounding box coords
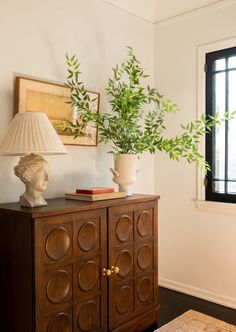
[14,76,99,146]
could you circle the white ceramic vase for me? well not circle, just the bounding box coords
[110,154,138,196]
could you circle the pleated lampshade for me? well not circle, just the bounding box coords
[0,112,67,155]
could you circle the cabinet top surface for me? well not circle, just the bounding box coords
[0,194,159,218]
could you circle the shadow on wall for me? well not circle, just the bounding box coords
[46,170,99,199]
[44,146,112,198]
[0,157,23,203]
[0,83,15,140]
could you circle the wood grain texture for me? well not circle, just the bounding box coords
[108,201,158,330]
[0,213,33,332]
[0,195,159,332]
[0,194,159,217]
[112,307,159,332]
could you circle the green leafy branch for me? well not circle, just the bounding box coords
[64,47,235,171]
[64,54,98,138]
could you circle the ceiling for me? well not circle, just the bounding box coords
[103,0,225,22]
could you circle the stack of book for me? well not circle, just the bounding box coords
[65,187,126,201]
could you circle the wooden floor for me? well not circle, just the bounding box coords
[143,286,236,331]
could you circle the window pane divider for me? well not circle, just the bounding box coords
[197,37,236,203]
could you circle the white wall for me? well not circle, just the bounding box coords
[155,3,236,308]
[2,0,235,310]
[0,0,155,203]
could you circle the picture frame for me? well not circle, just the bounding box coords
[14,76,100,146]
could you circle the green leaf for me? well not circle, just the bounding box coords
[63,47,236,170]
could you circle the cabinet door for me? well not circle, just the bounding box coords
[35,208,107,332]
[108,201,158,330]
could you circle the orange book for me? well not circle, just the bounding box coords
[76,187,115,195]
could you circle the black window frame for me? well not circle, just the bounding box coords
[205,46,236,203]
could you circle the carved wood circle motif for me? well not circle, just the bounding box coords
[115,215,132,242]
[46,270,70,304]
[47,313,70,332]
[138,277,152,303]
[137,245,151,270]
[115,285,132,314]
[78,261,99,291]
[77,300,98,331]
[77,222,97,252]
[137,211,152,237]
[115,250,132,277]
[45,227,70,261]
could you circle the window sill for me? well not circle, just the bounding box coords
[196,200,236,216]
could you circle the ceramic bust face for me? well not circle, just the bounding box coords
[14,154,49,207]
[29,163,49,193]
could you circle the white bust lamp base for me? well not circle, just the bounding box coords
[14,153,49,207]
[0,112,67,208]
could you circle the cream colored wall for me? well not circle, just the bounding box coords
[0,0,155,203]
[155,3,236,308]
[2,0,235,309]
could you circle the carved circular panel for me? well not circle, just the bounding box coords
[78,261,99,291]
[46,270,70,304]
[115,215,132,242]
[78,222,97,252]
[138,277,152,303]
[137,211,152,237]
[115,286,132,314]
[115,250,132,277]
[47,313,70,332]
[46,227,70,261]
[137,245,151,270]
[78,300,98,331]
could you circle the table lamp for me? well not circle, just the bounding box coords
[0,112,67,207]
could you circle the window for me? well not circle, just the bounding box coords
[205,46,236,203]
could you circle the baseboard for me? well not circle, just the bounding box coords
[159,277,236,310]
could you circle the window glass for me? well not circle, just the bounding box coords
[206,46,236,202]
[213,180,225,193]
[228,56,236,69]
[228,182,236,193]
[214,58,226,71]
[228,70,236,180]
[214,72,225,181]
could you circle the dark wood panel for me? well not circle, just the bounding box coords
[113,212,134,245]
[135,240,153,273]
[0,194,159,218]
[135,207,154,240]
[113,307,159,332]
[135,202,158,310]
[73,208,107,332]
[37,264,73,314]
[35,208,107,331]
[73,296,106,332]
[74,255,101,300]
[108,201,158,330]
[37,307,72,332]
[136,272,155,311]
[74,210,103,257]
[0,195,159,332]
[109,278,135,328]
[0,213,33,332]
[42,222,73,266]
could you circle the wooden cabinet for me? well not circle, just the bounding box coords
[34,208,107,332]
[0,194,159,332]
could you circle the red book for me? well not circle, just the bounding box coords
[76,187,115,195]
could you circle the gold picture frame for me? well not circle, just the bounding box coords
[14,76,99,146]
